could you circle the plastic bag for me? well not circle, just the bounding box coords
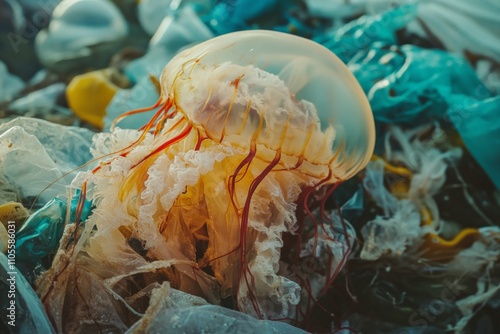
[0,118,94,205]
[128,282,307,334]
[315,4,417,63]
[448,96,500,189]
[349,44,492,124]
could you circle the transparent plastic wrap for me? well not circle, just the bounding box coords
[0,117,94,205]
[128,282,307,333]
[361,125,462,260]
[407,0,500,63]
[361,160,422,260]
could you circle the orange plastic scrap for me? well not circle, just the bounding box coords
[370,154,411,198]
[388,179,410,199]
[419,206,480,261]
[371,154,412,177]
[420,207,432,226]
[420,228,480,261]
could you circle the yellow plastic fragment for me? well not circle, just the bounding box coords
[371,154,412,177]
[389,180,409,199]
[420,206,433,226]
[66,69,127,129]
[370,154,411,198]
[419,206,480,260]
[0,201,29,229]
[421,228,480,261]
[0,223,8,253]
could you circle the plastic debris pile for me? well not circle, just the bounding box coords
[1,0,499,333]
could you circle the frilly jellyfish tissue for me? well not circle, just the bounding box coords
[38,30,375,331]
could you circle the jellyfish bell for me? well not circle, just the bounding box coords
[40,30,375,332]
[162,30,375,182]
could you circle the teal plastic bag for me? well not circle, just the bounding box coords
[448,96,500,189]
[315,4,417,63]
[349,43,491,124]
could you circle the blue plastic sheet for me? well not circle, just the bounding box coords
[349,43,492,124]
[448,96,500,189]
[205,0,305,35]
[16,198,66,261]
[313,4,499,192]
[315,4,417,63]
[16,194,91,262]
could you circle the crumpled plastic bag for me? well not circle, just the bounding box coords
[315,4,417,63]
[314,4,493,125]
[311,0,500,64]
[9,83,66,113]
[0,117,94,204]
[150,6,214,52]
[204,0,301,35]
[318,3,498,192]
[126,6,214,85]
[128,282,307,334]
[407,0,500,63]
[132,304,308,334]
[361,160,422,260]
[361,125,462,260]
[383,126,462,207]
[445,227,500,332]
[0,175,19,205]
[348,44,492,124]
[16,198,66,262]
[16,194,91,270]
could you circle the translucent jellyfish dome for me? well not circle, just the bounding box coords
[161,30,375,182]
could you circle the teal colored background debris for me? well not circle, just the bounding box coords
[16,194,92,262]
[16,198,66,261]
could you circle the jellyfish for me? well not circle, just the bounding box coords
[38,30,375,332]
